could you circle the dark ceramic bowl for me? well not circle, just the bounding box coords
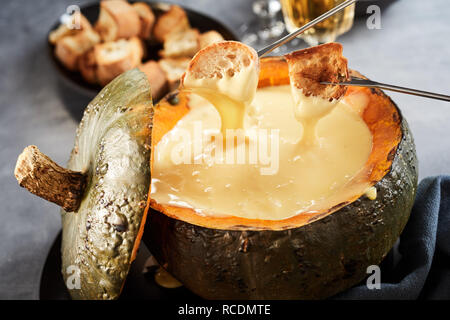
[48,1,239,99]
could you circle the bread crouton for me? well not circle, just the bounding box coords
[95,37,144,86]
[133,2,155,40]
[49,12,93,44]
[158,58,190,90]
[78,49,97,84]
[159,29,199,58]
[153,5,190,43]
[54,27,100,71]
[139,61,168,100]
[199,30,224,49]
[181,41,259,104]
[95,0,141,42]
[284,43,349,101]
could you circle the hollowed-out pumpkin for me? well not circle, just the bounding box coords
[143,57,418,299]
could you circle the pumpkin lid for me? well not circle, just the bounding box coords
[15,69,153,299]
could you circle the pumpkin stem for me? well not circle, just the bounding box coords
[14,145,86,212]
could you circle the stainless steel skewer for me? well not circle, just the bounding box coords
[321,77,450,102]
[257,0,358,57]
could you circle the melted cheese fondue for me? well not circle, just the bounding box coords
[182,54,259,133]
[150,85,373,221]
[291,89,340,145]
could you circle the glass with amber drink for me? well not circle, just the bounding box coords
[280,0,355,46]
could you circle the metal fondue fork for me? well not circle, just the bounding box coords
[322,77,450,102]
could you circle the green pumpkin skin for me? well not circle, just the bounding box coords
[145,89,418,300]
[61,69,153,300]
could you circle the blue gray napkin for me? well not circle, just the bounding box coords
[334,176,450,299]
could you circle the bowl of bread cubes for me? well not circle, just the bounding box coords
[48,0,238,100]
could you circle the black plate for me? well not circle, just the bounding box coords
[39,231,200,300]
[48,1,239,99]
[40,232,396,299]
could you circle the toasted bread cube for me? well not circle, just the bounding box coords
[133,2,155,40]
[95,0,141,42]
[54,28,100,71]
[78,49,97,84]
[129,37,145,64]
[158,58,190,90]
[160,29,199,58]
[139,61,168,100]
[95,37,144,86]
[199,30,224,49]
[153,5,190,43]
[284,43,349,101]
[181,41,259,105]
[49,13,93,44]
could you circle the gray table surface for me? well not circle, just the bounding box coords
[0,0,449,299]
